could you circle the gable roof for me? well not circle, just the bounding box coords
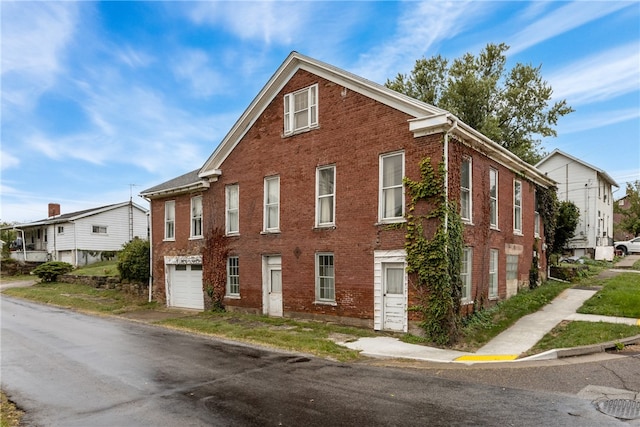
[139,169,209,199]
[197,51,555,189]
[536,149,619,188]
[10,202,148,228]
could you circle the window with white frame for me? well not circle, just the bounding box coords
[380,152,404,221]
[57,226,64,234]
[489,168,498,228]
[284,84,318,135]
[489,249,498,299]
[227,256,239,296]
[316,165,335,226]
[461,157,472,221]
[316,253,335,302]
[513,180,522,233]
[191,196,203,238]
[461,248,472,303]
[92,225,107,234]
[506,254,519,281]
[226,185,239,235]
[165,200,175,240]
[264,176,280,232]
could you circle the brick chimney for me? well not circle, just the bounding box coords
[48,203,61,218]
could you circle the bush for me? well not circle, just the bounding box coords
[117,238,150,282]
[32,261,74,282]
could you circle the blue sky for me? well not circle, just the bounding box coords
[2,1,639,223]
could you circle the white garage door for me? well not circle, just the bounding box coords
[169,264,204,310]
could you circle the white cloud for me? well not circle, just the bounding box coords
[351,1,487,83]
[1,1,78,110]
[186,1,309,45]
[117,46,154,69]
[0,150,20,170]
[559,108,640,135]
[549,42,640,105]
[172,50,225,98]
[509,1,633,54]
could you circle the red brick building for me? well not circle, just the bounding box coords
[141,52,554,333]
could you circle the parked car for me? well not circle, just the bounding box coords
[614,237,640,255]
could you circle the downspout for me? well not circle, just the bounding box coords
[142,199,153,303]
[71,220,78,268]
[443,116,458,231]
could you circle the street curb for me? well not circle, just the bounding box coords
[555,334,640,358]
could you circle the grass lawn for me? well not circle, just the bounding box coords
[159,313,378,362]
[577,272,640,317]
[0,274,33,283]
[72,260,119,276]
[1,391,23,427]
[450,280,574,351]
[528,320,640,355]
[2,282,156,314]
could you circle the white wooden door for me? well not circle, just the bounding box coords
[382,263,405,331]
[264,256,282,317]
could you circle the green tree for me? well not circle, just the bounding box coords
[386,43,573,164]
[1,223,17,258]
[117,238,150,282]
[615,181,640,237]
[552,201,580,254]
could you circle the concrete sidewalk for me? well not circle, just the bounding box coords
[343,270,640,364]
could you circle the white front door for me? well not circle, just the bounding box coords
[382,263,406,331]
[264,256,282,317]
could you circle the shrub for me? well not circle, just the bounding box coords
[117,238,150,282]
[32,261,74,282]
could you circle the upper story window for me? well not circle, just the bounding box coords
[92,225,107,234]
[164,200,175,240]
[513,180,522,234]
[489,168,498,228]
[379,151,404,222]
[460,157,472,222]
[226,185,239,235]
[191,195,203,238]
[264,176,280,232]
[316,165,335,227]
[57,226,64,234]
[284,84,318,135]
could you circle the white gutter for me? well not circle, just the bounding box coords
[443,118,458,231]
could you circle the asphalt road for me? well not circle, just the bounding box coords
[1,296,634,426]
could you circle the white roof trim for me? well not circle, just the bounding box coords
[536,149,619,188]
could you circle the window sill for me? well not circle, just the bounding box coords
[313,225,336,231]
[376,218,407,226]
[462,220,474,226]
[261,230,281,235]
[461,300,474,306]
[313,300,337,306]
[282,125,320,138]
[163,238,175,242]
[226,232,240,237]
[490,226,500,232]
[225,295,241,300]
[513,231,524,237]
[189,236,204,240]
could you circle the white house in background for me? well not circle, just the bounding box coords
[7,202,149,266]
[536,149,619,260]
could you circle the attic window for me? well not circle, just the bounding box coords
[284,84,318,135]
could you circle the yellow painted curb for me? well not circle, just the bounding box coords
[455,354,519,362]
[636,319,640,326]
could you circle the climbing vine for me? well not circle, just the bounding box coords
[536,185,558,265]
[202,227,229,311]
[404,157,464,346]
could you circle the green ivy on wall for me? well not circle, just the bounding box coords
[404,157,464,345]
